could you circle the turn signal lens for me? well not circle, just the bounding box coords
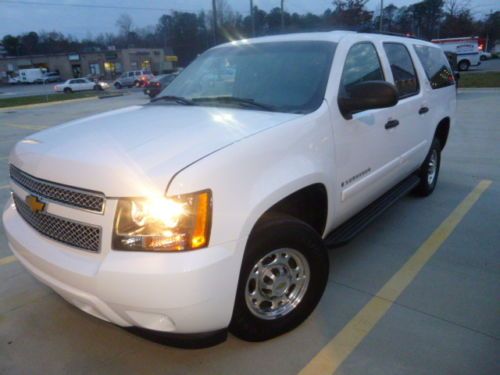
[113,190,212,252]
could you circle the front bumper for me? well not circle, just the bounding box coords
[2,195,240,334]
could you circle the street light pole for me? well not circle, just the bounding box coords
[212,0,218,45]
[281,0,285,33]
[250,0,255,36]
[379,0,384,32]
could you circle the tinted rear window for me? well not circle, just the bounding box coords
[413,45,454,89]
[383,43,419,98]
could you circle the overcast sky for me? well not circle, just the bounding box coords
[1,0,498,39]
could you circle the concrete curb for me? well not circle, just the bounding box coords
[0,96,98,111]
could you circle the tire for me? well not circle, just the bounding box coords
[63,87,72,93]
[230,215,329,342]
[458,60,470,71]
[94,84,103,91]
[480,55,486,61]
[114,82,122,89]
[414,137,441,197]
[133,80,140,87]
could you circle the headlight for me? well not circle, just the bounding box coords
[112,190,212,252]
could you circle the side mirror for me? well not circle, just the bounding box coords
[338,81,399,120]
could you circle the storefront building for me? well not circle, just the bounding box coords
[0,48,176,81]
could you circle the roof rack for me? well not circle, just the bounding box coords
[360,31,428,41]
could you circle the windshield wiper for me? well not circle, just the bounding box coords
[192,96,276,112]
[150,95,194,106]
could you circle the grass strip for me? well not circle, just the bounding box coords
[459,72,500,88]
[0,91,99,108]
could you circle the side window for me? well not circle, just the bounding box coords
[340,42,384,91]
[69,79,76,84]
[128,72,135,77]
[413,45,454,89]
[383,43,419,98]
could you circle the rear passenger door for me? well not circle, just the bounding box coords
[331,41,404,222]
[381,42,428,175]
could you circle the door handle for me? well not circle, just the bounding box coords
[419,106,429,115]
[385,119,400,129]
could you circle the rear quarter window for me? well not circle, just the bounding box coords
[413,45,454,89]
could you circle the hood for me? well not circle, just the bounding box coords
[10,104,299,197]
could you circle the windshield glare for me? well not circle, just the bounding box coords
[159,41,336,114]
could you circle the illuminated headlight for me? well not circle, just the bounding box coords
[112,190,212,252]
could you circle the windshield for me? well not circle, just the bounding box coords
[158,41,336,114]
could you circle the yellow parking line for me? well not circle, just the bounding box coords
[299,179,492,375]
[0,184,10,190]
[0,255,17,266]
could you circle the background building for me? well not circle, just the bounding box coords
[0,48,177,81]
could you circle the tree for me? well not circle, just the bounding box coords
[2,34,20,55]
[20,31,39,55]
[325,0,373,29]
[115,13,134,46]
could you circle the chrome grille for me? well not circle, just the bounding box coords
[13,194,101,252]
[10,165,105,213]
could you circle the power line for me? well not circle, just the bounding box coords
[0,0,193,13]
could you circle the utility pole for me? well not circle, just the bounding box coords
[212,0,218,45]
[379,0,384,32]
[281,0,285,33]
[250,0,255,36]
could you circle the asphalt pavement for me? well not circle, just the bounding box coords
[0,89,499,375]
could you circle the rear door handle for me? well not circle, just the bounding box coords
[419,106,429,115]
[385,119,399,129]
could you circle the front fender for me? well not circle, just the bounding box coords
[167,102,336,249]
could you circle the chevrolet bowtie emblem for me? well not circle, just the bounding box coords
[26,195,46,214]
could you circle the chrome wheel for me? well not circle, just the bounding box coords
[427,149,438,185]
[245,248,310,320]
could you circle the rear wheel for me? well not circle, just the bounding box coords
[415,137,441,196]
[63,87,72,93]
[230,215,329,341]
[114,82,122,89]
[458,60,470,71]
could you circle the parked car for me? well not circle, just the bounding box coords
[143,73,178,98]
[34,72,61,84]
[54,78,109,93]
[3,31,455,347]
[114,70,154,89]
[7,75,20,84]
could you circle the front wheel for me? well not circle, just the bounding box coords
[230,215,329,341]
[415,138,441,197]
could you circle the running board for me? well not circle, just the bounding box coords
[324,174,420,248]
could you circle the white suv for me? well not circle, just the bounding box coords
[2,31,456,347]
[114,70,154,88]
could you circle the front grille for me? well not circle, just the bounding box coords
[13,194,101,252]
[10,165,105,213]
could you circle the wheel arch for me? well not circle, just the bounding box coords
[252,183,328,237]
[434,117,450,150]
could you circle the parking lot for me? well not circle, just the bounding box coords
[0,89,499,374]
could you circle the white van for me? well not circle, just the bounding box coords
[431,37,480,71]
[3,31,456,347]
[18,68,47,83]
